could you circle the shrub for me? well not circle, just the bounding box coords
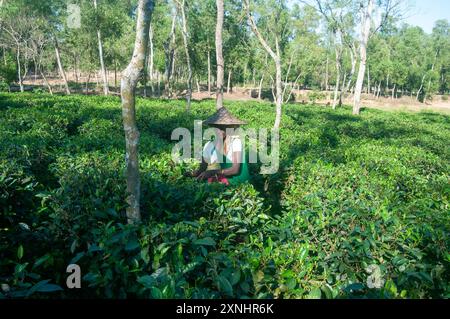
[0,80,10,92]
[47,152,127,244]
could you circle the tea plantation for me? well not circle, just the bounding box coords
[0,92,449,299]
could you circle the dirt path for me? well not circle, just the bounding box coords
[22,75,450,115]
[190,88,450,114]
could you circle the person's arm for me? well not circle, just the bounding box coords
[196,168,220,181]
[186,160,216,180]
[191,159,207,177]
[220,151,241,177]
[186,142,211,178]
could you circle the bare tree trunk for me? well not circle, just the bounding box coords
[93,0,109,95]
[39,68,53,95]
[353,0,374,115]
[376,81,381,99]
[73,56,78,84]
[114,59,118,88]
[207,48,211,94]
[85,72,91,94]
[345,43,356,94]
[258,74,264,99]
[243,63,247,88]
[284,73,302,103]
[95,71,99,89]
[245,0,282,129]
[332,73,340,109]
[392,83,396,99]
[274,46,282,129]
[22,60,29,85]
[143,54,148,97]
[427,49,438,95]
[282,53,294,98]
[252,68,255,87]
[77,57,81,84]
[16,45,24,92]
[157,71,161,96]
[196,76,200,93]
[33,56,51,94]
[386,73,390,97]
[54,37,71,94]
[215,0,224,109]
[416,74,426,101]
[120,0,154,224]
[227,68,232,93]
[332,43,341,109]
[340,72,346,104]
[34,62,38,83]
[325,55,329,91]
[149,23,154,94]
[366,63,370,94]
[177,0,192,111]
[172,51,177,88]
[164,8,177,98]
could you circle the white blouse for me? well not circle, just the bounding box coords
[203,136,243,164]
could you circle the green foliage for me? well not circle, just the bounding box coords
[0,93,448,299]
[0,54,16,89]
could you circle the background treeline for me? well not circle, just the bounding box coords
[0,0,449,103]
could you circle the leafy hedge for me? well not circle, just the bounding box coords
[0,93,448,299]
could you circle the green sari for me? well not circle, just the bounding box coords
[219,147,250,185]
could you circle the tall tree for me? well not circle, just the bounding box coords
[164,5,177,98]
[0,13,31,92]
[244,0,284,129]
[29,22,53,94]
[353,0,403,114]
[176,0,192,111]
[432,20,450,94]
[148,23,154,93]
[93,0,109,95]
[54,37,71,94]
[308,0,354,109]
[189,0,216,95]
[215,0,224,109]
[121,0,155,224]
[353,0,374,115]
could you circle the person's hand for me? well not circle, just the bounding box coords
[183,171,195,177]
[196,170,217,181]
[196,171,208,181]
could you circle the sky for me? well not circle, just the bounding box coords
[294,0,450,34]
[404,0,450,33]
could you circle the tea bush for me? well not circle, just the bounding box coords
[0,92,448,299]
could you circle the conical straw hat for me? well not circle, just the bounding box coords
[203,107,247,126]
